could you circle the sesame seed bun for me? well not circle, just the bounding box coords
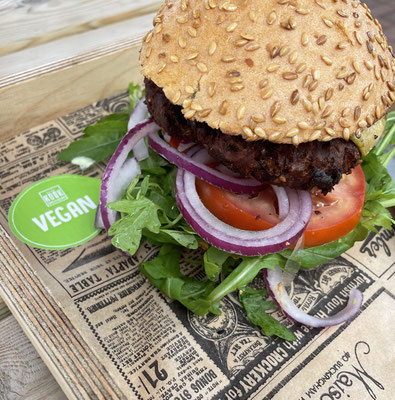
[140,0,395,145]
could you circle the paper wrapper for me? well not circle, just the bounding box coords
[0,91,394,400]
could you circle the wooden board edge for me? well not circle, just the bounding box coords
[0,36,144,142]
[0,297,11,320]
[0,1,161,58]
[0,284,77,400]
[0,224,124,399]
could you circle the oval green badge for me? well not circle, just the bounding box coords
[8,175,101,250]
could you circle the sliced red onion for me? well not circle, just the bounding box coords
[177,142,195,153]
[128,99,149,161]
[265,267,363,328]
[148,131,265,194]
[162,132,172,143]
[100,118,159,230]
[94,207,105,229]
[113,158,140,202]
[175,168,312,256]
[271,185,289,220]
[162,131,194,152]
[216,164,243,177]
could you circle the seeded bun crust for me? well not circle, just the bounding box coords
[140,0,395,145]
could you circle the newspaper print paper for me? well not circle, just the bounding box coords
[0,91,394,400]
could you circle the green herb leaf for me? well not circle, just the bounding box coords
[108,198,161,254]
[58,120,127,163]
[206,254,283,304]
[127,82,145,113]
[57,84,145,167]
[83,114,129,137]
[143,228,198,249]
[203,247,230,281]
[239,286,296,341]
[139,148,170,175]
[383,111,395,137]
[280,224,367,269]
[140,245,216,315]
[109,168,200,252]
[360,150,395,231]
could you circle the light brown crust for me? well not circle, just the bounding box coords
[140,0,395,144]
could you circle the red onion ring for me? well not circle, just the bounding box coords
[272,185,289,220]
[264,267,363,327]
[175,167,312,256]
[99,118,159,231]
[96,159,139,230]
[94,207,104,229]
[128,99,149,161]
[162,131,194,152]
[148,131,265,194]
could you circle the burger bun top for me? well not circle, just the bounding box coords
[140,0,395,145]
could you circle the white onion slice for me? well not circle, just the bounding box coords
[175,167,312,256]
[99,119,159,231]
[128,99,149,161]
[265,267,363,328]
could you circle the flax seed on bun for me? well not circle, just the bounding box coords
[140,0,394,145]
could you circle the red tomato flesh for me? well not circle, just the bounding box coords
[195,165,365,248]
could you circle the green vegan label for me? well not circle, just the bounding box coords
[8,175,101,250]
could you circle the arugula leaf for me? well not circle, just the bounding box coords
[139,148,169,175]
[58,120,127,163]
[109,164,199,254]
[206,254,283,304]
[126,82,146,114]
[204,247,230,281]
[143,228,198,249]
[360,150,395,232]
[57,84,145,167]
[280,224,367,269]
[374,111,395,167]
[239,287,296,341]
[140,245,216,315]
[108,198,161,254]
[83,114,129,137]
[384,111,395,130]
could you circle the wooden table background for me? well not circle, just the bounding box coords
[0,0,393,399]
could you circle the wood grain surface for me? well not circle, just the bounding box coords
[0,225,126,400]
[0,37,143,142]
[0,315,67,400]
[0,13,154,80]
[0,0,161,56]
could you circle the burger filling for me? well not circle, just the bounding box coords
[145,78,360,194]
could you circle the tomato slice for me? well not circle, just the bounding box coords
[195,165,365,248]
[169,136,181,149]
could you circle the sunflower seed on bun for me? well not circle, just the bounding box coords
[140,0,394,192]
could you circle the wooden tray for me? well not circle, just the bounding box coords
[0,16,150,400]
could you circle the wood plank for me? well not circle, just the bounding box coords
[0,0,161,56]
[0,38,143,142]
[0,297,10,321]
[0,315,67,400]
[0,225,124,399]
[0,13,155,80]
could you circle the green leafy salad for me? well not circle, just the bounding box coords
[58,84,395,341]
